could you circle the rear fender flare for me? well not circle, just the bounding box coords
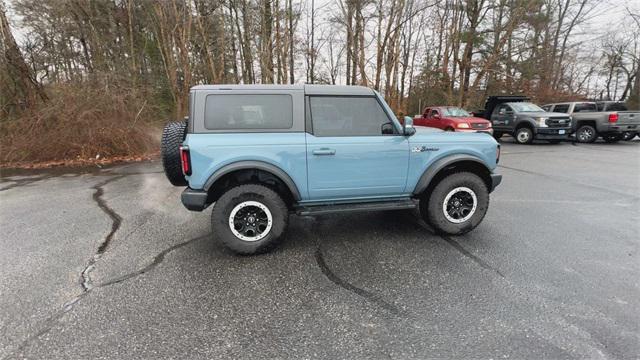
[203,161,301,201]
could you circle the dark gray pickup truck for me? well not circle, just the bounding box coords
[542,101,640,143]
[476,96,572,144]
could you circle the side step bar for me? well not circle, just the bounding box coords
[296,199,418,216]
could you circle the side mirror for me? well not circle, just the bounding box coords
[403,116,416,136]
[381,122,395,135]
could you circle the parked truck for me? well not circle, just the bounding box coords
[476,96,572,144]
[542,101,640,143]
[412,106,493,135]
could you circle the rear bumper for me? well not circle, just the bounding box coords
[181,188,209,211]
[601,124,639,134]
[490,173,502,193]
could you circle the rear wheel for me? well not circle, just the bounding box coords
[514,127,534,144]
[420,172,489,235]
[622,131,638,141]
[161,121,188,186]
[575,125,597,143]
[603,134,622,143]
[211,184,288,255]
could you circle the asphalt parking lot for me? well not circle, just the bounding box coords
[1,138,639,359]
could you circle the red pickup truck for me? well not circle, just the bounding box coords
[413,106,493,134]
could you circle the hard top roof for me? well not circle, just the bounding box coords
[190,84,375,96]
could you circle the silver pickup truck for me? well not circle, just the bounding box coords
[542,101,640,143]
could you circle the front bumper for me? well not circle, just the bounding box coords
[490,173,502,193]
[181,188,209,211]
[535,127,571,140]
[458,128,494,135]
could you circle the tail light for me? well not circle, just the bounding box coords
[179,146,191,176]
[496,144,501,164]
[608,113,618,123]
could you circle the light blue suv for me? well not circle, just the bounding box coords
[161,85,502,254]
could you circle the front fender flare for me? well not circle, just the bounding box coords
[203,160,302,201]
[413,154,489,195]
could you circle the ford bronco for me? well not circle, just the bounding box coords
[161,85,502,254]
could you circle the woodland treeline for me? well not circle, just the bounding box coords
[1,0,639,164]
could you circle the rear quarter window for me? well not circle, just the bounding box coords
[573,103,597,112]
[204,94,293,130]
[603,102,628,111]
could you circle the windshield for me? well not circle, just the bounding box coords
[442,107,471,117]
[508,102,544,112]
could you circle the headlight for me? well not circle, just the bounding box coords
[536,117,548,127]
[457,123,470,129]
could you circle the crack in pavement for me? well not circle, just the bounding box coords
[438,234,506,278]
[309,218,403,316]
[98,235,208,287]
[2,165,183,358]
[81,175,125,291]
[5,232,209,360]
[415,220,505,279]
[0,174,56,192]
[314,246,403,316]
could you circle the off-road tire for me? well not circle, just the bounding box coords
[575,125,597,143]
[212,184,288,255]
[420,172,489,235]
[603,134,621,143]
[514,127,534,144]
[161,121,188,186]
[621,131,637,141]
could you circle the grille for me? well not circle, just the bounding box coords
[470,122,489,129]
[547,117,571,127]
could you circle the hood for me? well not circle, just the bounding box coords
[516,111,567,118]
[411,126,497,143]
[445,116,490,123]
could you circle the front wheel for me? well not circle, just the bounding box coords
[420,172,489,235]
[211,184,288,255]
[492,131,503,140]
[514,127,534,144]
[575,125,597,143]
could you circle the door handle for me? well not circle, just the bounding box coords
[312,148,336,156]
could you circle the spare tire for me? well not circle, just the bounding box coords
[161,121,188,186]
